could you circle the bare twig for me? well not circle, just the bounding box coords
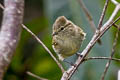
[111,0,119,5]
[0,3,65,73]
[0,0,24,79]
[22,24,65,73]
[101,28,119,80]
[84,57,120,62]
[78,0,96,31]
[61,1,120,79]
[98,0,110,29]
[113,24,120,31]
[27,71,48,80]
[64,17,120,80]
[78,0,102,44]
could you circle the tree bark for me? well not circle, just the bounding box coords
[0,0,24,79]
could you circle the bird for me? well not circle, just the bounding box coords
[52,16,86,61]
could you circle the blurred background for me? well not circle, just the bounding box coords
[0,0,120,80]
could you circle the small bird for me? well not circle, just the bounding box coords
[52,16,86,61]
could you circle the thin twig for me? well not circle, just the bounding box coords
[27,71,48,80]
[70,17,119,80]
[61,1,120,79]
[0,3,65,73]
[78,0,96,31]
[113,23,120,31]
[22,24,65,73]
[78,0,102,44]
[84,57,120,62]
[61,4,120,79]
[98,0,110,29]
[111,0,119,5]
[101,27,119,80]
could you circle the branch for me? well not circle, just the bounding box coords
[22,24,65,73]
[101,27,119,80]
[0,3,64,73]
[97,0,110,29]
[61,1,120,80]
[111,0,119,5]
[0,0,24,79]
[78,0,102,44]
[78,0,96,31]
[27,71,48,80]
[113,24,120,31]
[84,57,120,62]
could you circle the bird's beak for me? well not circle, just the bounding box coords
[52,32,58,36]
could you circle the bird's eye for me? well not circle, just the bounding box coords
[60,27,64,30]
